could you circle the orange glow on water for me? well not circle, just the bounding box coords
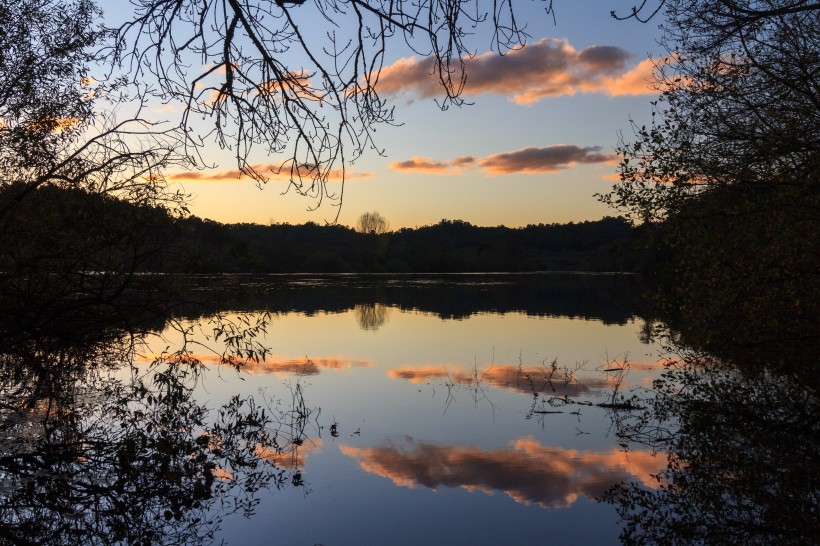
[136,352,374,376]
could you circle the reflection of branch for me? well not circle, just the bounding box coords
[604,349,819,544]
[0,337,284,543]
[0,314,327,544]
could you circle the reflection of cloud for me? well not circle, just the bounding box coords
[340,437,662,509]
[256,438,322,470]
[167,163,373,183]
[136,353,373,376]
[212,466,234,481]
[377,38,656,104]
[603,360,664,372]
[389,364,614,396]
[390,145,616,175]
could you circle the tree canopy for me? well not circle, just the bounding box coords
[355,211,390,235]
[602,0,819,223]
[599,0,819,351]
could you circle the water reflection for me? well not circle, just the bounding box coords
[8,272,808,545]
[136,352,374,375]
[183,273,642,326]
[389,363,614,397]
[604,348,820,544]
[0,329,315,545]
[354,302,391,331]
[340,437,663,509]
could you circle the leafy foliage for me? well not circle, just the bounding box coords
[600,0,820,356]
[602,1,820,223]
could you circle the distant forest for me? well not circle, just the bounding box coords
[5,185,646,274]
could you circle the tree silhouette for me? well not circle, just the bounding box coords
[355,211,390,235]
[0,0,188,220]
[601,0,820,223]
[599,0,820,352]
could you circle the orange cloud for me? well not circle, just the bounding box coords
[390,145,616,175]
[340,437,663,508]
[205,89,229,108]
[389,156,476,174]
[377,38,657,104]
[167,163,373,183]
[256,75,324,102]
[136,352,373,376]
[152,103,180,114]
[600,58,659,97]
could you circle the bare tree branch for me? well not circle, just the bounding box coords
[112,0,554,219]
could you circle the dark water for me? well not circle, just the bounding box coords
[1,273,816,545]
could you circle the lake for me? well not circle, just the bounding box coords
[2,273,815,545]
[146,273,664,545]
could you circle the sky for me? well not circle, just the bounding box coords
[98,1,664,229]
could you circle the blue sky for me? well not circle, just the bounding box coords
[98,1,664,228]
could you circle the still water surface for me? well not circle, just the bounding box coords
[142,274,666,545]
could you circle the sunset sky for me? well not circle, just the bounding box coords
[99,2,664,229]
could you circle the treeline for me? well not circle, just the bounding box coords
[177,214,642,273]
[177,212,645,274]
[2,185,646,274]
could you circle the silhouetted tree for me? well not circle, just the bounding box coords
[355,211,391,235]
[599,0,820,351]
[0,0,188,220]
[601,0,819,222]
[0,0,195,332]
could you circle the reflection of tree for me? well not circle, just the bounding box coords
[354,303,390,331]
[0,331,314,545]
[603,353,819,545]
